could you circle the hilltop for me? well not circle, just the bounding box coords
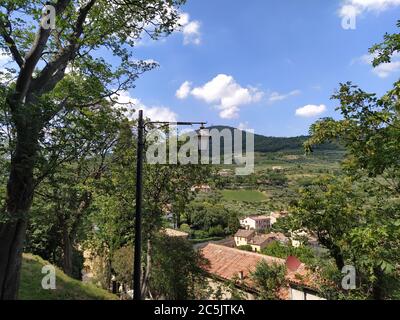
[206,126,341,153]
[19,254,117,300]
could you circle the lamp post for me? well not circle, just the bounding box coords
[133,110,207,300]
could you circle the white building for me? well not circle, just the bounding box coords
[240,216,270,231]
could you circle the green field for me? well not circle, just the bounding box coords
[19,254,117,300]
[221,189,268,202]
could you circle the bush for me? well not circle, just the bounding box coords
[251,261,286,300]
[237,245,253,252]
[208,225,225,237]
[261,241,315,265]
[180,224,191,234]
[111,246,133,287]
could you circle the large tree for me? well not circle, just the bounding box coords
[291,21,400,299]
[0,0,185,299]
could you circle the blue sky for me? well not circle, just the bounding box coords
[126,0,400,137]
[0,0,398,137]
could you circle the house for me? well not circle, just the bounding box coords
[200,244,326,300]
[247,235,271,252]
[162,228,189,239]
[234,229,256,247]
[264,232,290,246]
[269,210,289,226]
[235,230,290,252]
[191,184,212,193]
[240,215,270,231]
[290,230,320,249]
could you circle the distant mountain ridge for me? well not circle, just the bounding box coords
[206,126,340,153]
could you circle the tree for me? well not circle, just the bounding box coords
[84,122,211,297]
[26,101,125,277]
[261,241,316,265]
[251,261,286,300]
[111,246,134,292]
[297,21,400,299]
[148,234,209,300]
[0,0,186,299]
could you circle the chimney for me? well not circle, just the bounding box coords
[238,271,244,281]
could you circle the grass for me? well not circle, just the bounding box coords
[189,237,224,244]
[19,253,117,300]
[221,189,268,202]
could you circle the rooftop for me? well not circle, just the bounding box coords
[234,229,256,238]
[162,228,189,238]
[200,244,322,297]
[271,211,289,218]
[248,235,271,246]
[201,243,285,287]
[243,215,270,222]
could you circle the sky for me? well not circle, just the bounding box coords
[127,0,400,137]
[1,0,400,137]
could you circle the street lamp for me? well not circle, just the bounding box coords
[133,110,207,300]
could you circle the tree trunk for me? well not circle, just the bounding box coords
[175,212,181,229]
[141,239,152,298]
[0,130,38,299]
[319,237,345,271]
[62,228,74,277]
[372,267,384,300]
[332,249,345,271]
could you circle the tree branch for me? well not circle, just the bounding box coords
[29,0,97,97]
[0,15,24,67]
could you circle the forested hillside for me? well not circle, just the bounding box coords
[207,126,341,153]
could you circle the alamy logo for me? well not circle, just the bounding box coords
[341,6,357,30]
[341,265,356,290]
[146,127,255,176]
[41,265,56,290]
[41,5,56,30]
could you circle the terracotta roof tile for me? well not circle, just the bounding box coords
[234,229,256,238]
[200,244,322,297]
[201,243,285,287]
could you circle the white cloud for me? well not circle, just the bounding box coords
[357,53,400,78]
[178,12,202,45]
[268,90,301,103]
[176,81,192,99]
[339,0,400,17]
[374,61,400,78]
[113,91,178,122]
[0,53,10,64]
[296,104,327,118]
[238,122,250,131]
[131,9,202,47]
[0,51,13,83]
[178,74,264,119]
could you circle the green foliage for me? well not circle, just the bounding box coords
[237,245,253,252]
[111,246,134,287]
[187,200,240,237]
[149,235,210,300]
[19,254,117,300]
[300,22,400,299]
[220,189,268,202]
[207,126,340,153]
[261,241,316,265]
[251,261,286,300]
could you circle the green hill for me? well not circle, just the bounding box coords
[19,254,117,300]
[206,126,341,153]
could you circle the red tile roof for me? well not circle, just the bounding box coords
[201,243,285,287]
[234,229,256,238]
[200,244,321,297]
[248,235,271,246]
